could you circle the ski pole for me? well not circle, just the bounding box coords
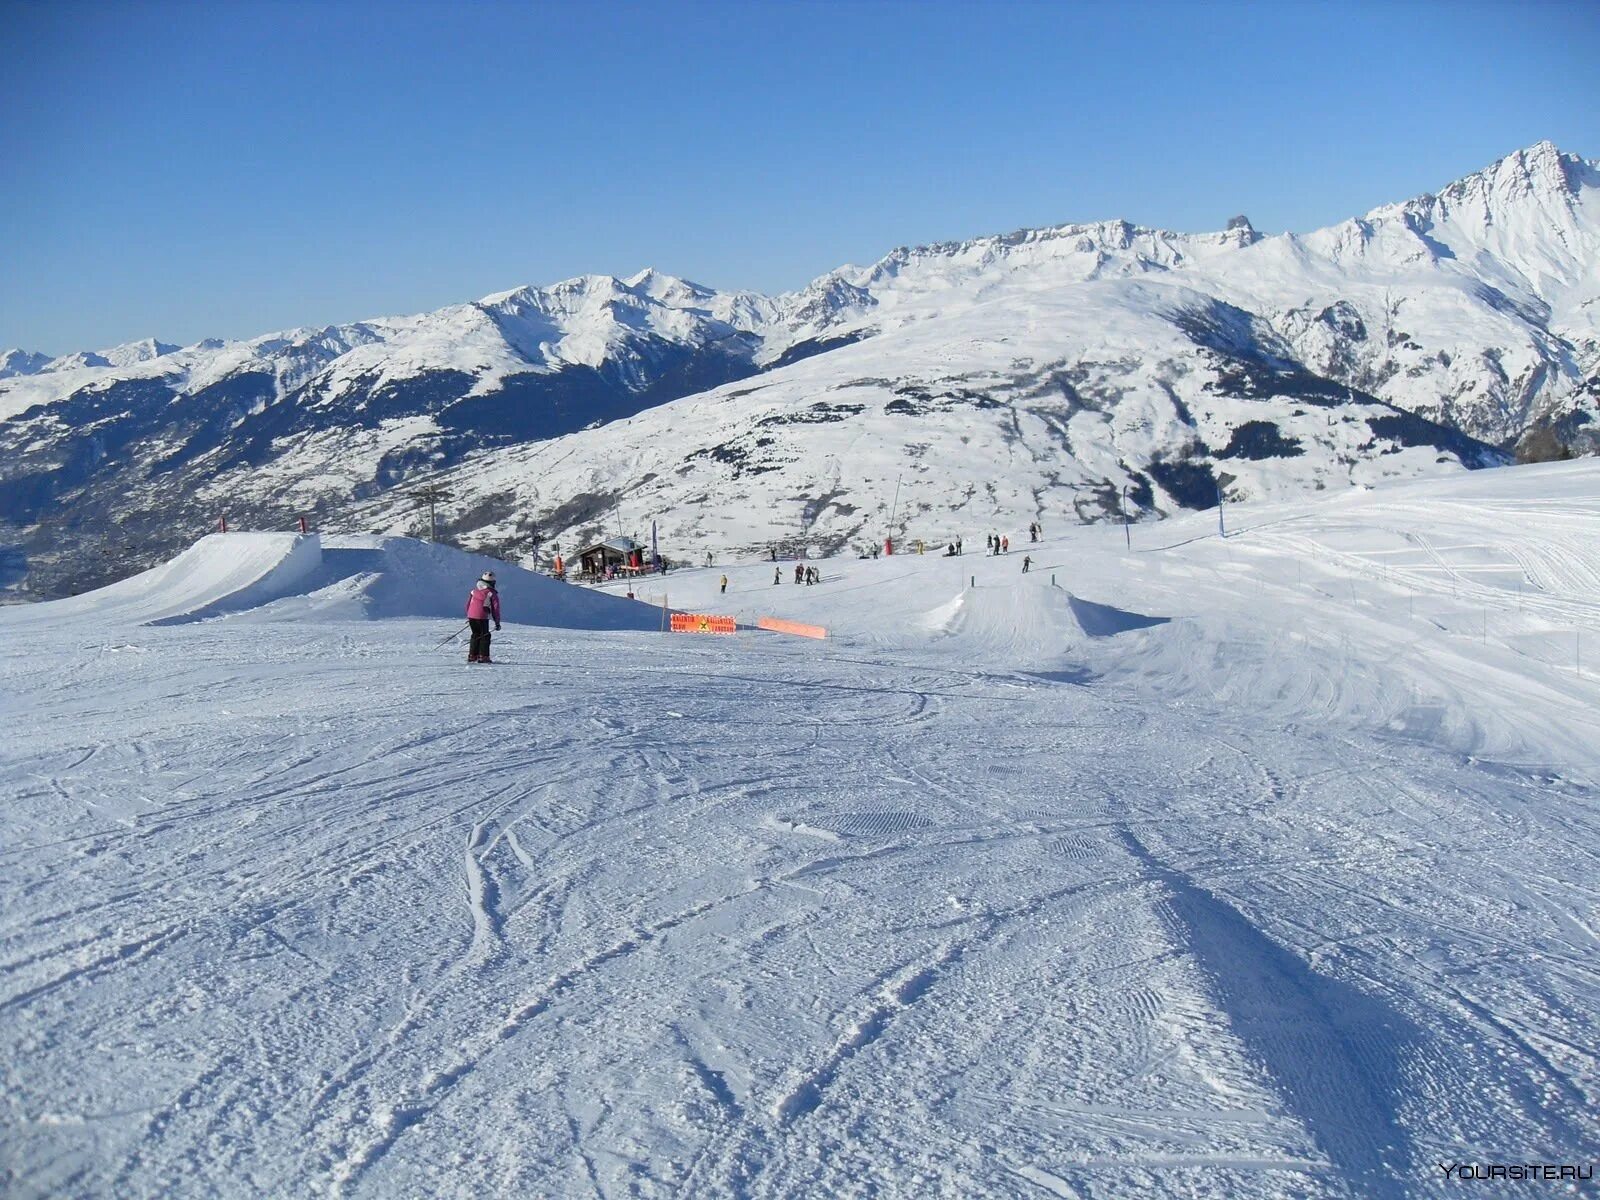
[434,623,470,649]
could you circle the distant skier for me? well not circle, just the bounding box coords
[774,567,782,585]
[1001,535,1009,554]
[465,571,501,664]
[795,563,805,584]
[720,573,728,594]
[1022,555,1032,573]
[955,537,962,555]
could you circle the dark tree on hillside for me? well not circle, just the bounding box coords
[1515,425,1574,464]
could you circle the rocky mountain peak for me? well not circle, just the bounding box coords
[0,348,50,379]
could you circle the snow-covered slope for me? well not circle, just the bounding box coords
[742,141,1599,442]
[3,460,1596,1198]
[0,271,772,599]
[339,272,1497,564]
[3,142,1595,601]
[1214,141,1600,444]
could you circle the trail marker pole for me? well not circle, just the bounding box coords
[969,575,974,589]
[1123,485,1131,551]
[661,593,669,634]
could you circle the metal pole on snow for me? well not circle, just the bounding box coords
[434,623,469,648]
[410,483,452,543]
[1215,471,1236,539]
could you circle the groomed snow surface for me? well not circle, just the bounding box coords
[2,460,1597,1199]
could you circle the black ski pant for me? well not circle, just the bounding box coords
[469,618,492,660]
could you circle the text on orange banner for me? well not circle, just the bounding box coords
[669,612,737,634]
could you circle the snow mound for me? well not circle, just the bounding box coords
[248,536,662,631]
[2,532,661,632]
[1066,593,1172,638]
[922,584,1169,661]
[24,532,326,626]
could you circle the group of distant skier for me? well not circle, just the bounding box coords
[775,564,822,585]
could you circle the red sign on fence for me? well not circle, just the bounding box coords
[669,612,737,634]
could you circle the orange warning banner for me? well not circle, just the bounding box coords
[670,612,737,634]
[756,616,828,640]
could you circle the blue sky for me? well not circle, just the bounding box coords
[2,0,1596,353]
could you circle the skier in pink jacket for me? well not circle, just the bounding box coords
[465,572,501,663]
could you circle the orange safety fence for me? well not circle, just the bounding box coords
[669,612,737,634]
[756,616,828,640]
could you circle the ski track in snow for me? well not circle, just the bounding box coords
[2,461,1598,1198]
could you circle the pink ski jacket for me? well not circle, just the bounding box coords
[466,585,501,622]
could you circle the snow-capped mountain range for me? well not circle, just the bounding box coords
[3,141,1596,596]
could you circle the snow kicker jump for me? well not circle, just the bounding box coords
[4,532,662,632]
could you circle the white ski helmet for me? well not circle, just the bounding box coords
[480,571,496,584]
